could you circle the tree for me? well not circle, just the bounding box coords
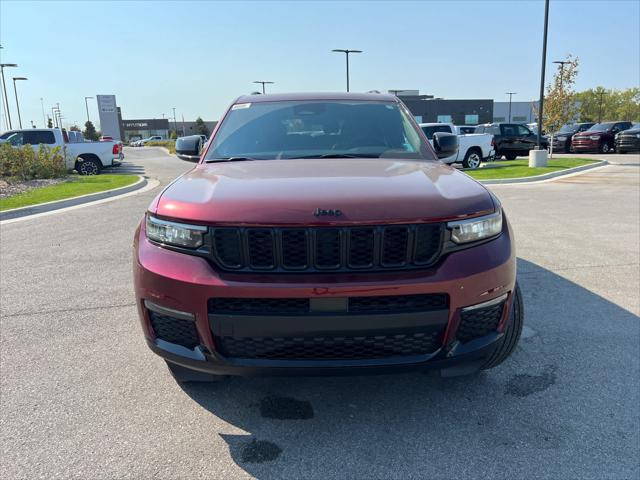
[47,117,53,128]
[543,56,579,132]
[575,87,640,123]
[69,125,80,132]
[194,117,209,136]
[83,120,99,141]
[169,129,178,140]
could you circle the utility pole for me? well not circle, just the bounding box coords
[84,96,93,123]
[505,92,517,122]
[331,49,363,92]
[253,81,274,94]
[0,63,18,129]
[12,77,27,129]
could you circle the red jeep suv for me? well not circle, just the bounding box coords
[133,93,523,383]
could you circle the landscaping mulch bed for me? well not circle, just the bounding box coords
[0,178,71,199]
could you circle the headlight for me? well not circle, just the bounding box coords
[589,135,600,141]
[145,215,206,248]
[636,133,640,139]
[448,210,502,244]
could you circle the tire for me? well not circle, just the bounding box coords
[165,361,226,383]
[76,157,101,175]
[505,153,517,161]
[462,149,482,169]
[600,142,612,154]
[482,283,524,370]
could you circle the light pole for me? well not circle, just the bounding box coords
[12,77,27,129]
[505,92,517,122]
[40,97,46,127]
[84,96,93,123]
[0,63,18,129]
[172,107,177,137]
[598,90,606,123]
[552,60,569,91]
[253,81,274,94]
[536,0,550,150]
[331,49,362,92]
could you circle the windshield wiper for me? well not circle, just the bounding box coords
[290,153,380,159]
[205,156,257,163]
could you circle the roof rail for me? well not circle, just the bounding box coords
[250,91,262,95]
[367,90,381,94]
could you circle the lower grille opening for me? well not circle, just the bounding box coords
[216,332,442,360]
[149,311,200,349]
[456,299,506,343]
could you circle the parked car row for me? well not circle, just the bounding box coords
[570,121,635,154]
[475,123,548,160]
[130,136,164,147]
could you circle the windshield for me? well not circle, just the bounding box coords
[559,124,579,133]
[587,123,614,132]
[205,100,433,161]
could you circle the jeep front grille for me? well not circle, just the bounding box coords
[210,224,443,272]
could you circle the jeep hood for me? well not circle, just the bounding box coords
[153,159,495,225]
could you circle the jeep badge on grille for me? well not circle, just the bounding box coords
[314,208,342,217]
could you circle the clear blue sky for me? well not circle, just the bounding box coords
[1,0,639,129]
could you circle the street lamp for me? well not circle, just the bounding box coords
[172,107,177,136]
[0,63,18,129]
[253,81,274,94]
[597,90,606,123]
[12,77,27,129]
[331,49,362,92]
[84,96,93,123]
[40,97,46,127]
[552,60,569,91]
[535,0,550,150]
[505,92,517,122]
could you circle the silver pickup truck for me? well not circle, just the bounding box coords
[0,128,123,175]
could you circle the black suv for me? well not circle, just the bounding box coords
[475,123,548,160]
[551,122,595,153]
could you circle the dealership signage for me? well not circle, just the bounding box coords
[96,95,121,140]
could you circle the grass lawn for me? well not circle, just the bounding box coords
[145,141,176,154]
[465,157,599,180]
[0,174,139,211]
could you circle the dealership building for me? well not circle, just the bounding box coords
[120,119,218,142]
[393,92,494,125]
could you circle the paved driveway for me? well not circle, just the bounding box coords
[1,149,638,479]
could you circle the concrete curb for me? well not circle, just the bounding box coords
[478,159,608,185]
[0,175,147,221]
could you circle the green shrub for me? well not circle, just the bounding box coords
[0,143,67,180]
[145,140,176,154]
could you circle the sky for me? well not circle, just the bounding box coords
[1,0,639,130]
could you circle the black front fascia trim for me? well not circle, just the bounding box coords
[209,309,449,338]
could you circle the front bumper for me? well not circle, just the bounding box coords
[133,217,517,376]
[616,137,640,152]
[572,138,600,151]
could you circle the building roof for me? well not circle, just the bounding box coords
[235,92,398,103]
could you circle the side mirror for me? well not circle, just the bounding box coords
[432,132,458,159]
[175,135,204,162]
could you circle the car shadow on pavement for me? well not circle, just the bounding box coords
[111,162,146,175]
[178,258,639,479]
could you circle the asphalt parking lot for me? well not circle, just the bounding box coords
[1,147,638,479]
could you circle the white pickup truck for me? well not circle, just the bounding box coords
[419,122,494,169]
[0,128,123,175]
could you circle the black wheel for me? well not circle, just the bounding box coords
[165,361,226,383]
[505,153,517,161]
[462,149,482,169]
[76,157,101,175]
[600,142,612,154]
[482,283,524,370]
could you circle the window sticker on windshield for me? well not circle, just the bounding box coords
[232,103,251,110]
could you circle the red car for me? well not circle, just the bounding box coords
[571,121,633,153]
[133,92,523,383]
